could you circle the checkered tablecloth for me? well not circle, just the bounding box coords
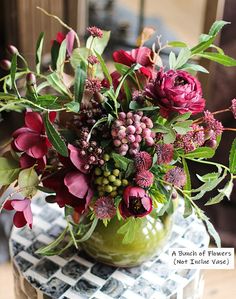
[10,195,209,299]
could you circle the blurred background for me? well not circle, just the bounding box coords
[0,1,235,296]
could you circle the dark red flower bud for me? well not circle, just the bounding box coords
[0,59,11,71]
[26,73,36,85]
[7,45,19,55]
[205,139,217,149]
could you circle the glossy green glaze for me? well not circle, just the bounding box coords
[80,212,173,267]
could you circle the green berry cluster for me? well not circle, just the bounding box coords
[94,154,128,197]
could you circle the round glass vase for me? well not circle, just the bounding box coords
[80,211,174,268]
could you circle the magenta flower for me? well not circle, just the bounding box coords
[164,167,186,188]
[119,186,152,218]
[87,26,103,38]
[155,144,174,164]
[134,151,153,170]
[55,32,66,44]
[94,196,116,219]
[135,170,154,188]
[3,198,33,229]
[230,98,236,119]
[12,111,56,159]
[20,153,46,171]
[145,69,205,117]
[68,144,90,174]
[113,47,155,78]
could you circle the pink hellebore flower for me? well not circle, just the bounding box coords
[119,186,153,218]
[3,198,33,229]
[12,111,56,159]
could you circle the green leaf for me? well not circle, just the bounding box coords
[111,152,135,173]
[95,50,112,85]
[168,41,188,48]
[18,167,39,197]
[36,186,55,194]
[181,63,209,73]
[65,102,80,113]
[0,156,20,185]
[10,54,20,98]
[191,36,215,55]
[182,157,191,194]
[70,47,90,68]
[169,51,176,69]
[209,20,230,36]
[196,172,219,183]
[198,52,236,66]
[204,218,221,248]
[184,197,193,217]
[35,32,45,74]
[163,128,176,144]
[184,147,215,159]
[47,73,70,96]
[51,40,60,70]
[86,30,110,55]
[76,218,98,242]
[56,39,67,73]
[205,180,234,206]
[174,48,191,69]
[229,138,236,174]
[35,226,68,256]
[173,120,193,134]
[74,62,86,104]
[44,112,68,157]
[87,117,108,141]
[129,101,159,111]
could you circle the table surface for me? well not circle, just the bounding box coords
[9,195,211,299]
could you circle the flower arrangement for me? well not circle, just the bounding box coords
[0,8,236,254]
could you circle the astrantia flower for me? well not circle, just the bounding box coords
[87,26,103,38]
[12,111,56,159]
[135,170,154,188]
[88,55,99,65]
[119,186,152,218]
[85,78,102,93]
[230,98,236,119]
[134,151,152,170]
[113,46,155,78]
[155,143,174,164]
[144,69,205,118]
[94,196,116,219]
[174,124,205,153]
[203,111,223,138]
[164,167,186,188]
[3,198,33,229]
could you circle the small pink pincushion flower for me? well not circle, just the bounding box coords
[3,198,33,228]
[144,69,205,117]
[12,111,56,159]
[87,26,103,38]
[134,151,152,170]
[135,170,154,188]
[164,167,186,188]
[230,98,236,119]
[94,196,116,219]
[155,144,174,164]
[87,55,99,65]
[119,186,153,218]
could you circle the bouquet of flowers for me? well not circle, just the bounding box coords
[0,8,236,254]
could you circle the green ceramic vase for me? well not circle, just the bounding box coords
[80,212,174,267]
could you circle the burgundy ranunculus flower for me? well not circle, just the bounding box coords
[144,69,205,117]
[119,186,152,218]
[113,46,155,78]
[3,198,33,229]
[12,111,56,159]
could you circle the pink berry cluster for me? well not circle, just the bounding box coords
[111,112,155,156]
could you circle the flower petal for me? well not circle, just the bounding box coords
[68,144,88,173]
[64,171,90,198]
[3,200,14,210]
[66,30,75,56]
[26,141,48,159]
[11,199,30,212]
[25,112,43,133]
[13,212,27,228]
[23,204,33,229]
